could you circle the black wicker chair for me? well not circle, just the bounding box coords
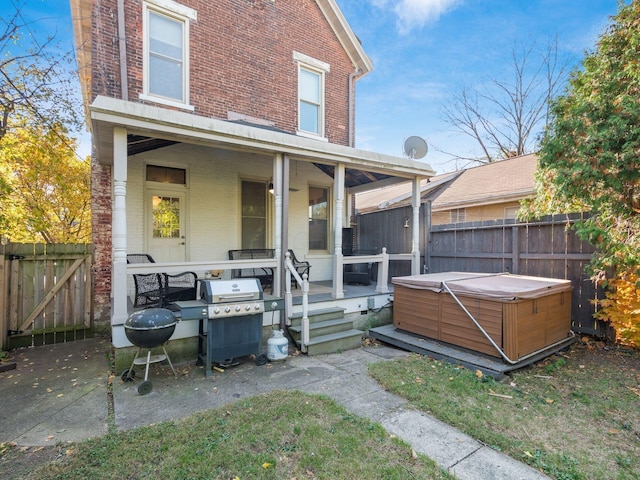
[127,254,197,307]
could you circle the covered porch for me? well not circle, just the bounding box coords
[88,96,434,351]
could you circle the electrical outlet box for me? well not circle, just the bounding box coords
[367,297,376,310]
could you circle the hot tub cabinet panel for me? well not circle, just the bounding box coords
[392,273,572,362]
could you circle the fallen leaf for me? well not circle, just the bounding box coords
[609,429,619,434]
[262,462,273,469]
[57,393,64,398]
[475,370,483,378]
[411,449,418,459]
[545,398,554,404]
[523,451,533,458]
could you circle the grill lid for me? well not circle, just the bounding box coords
[200,278,263,303]
[125,308,178,330]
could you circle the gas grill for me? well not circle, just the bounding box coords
[174,278,283,377]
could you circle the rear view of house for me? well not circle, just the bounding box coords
[70,0,434,359]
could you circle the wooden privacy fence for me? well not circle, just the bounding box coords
[427,213,604,336]
[0,243,94,350]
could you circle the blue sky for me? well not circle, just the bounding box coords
[338,0,622,172]
[15,0,622,173]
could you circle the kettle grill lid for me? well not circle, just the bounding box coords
[125,308,178,330]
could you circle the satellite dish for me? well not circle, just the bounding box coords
[403,136,428,160]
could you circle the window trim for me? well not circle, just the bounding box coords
[141,1,195,110]
[450,208,466,223]
[294,51,329,139]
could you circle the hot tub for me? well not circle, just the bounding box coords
[392,272,573,362]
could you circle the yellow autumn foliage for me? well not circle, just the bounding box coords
[595,270,640,348]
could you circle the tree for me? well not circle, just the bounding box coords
[0,1,90,244]
[1,1,82,140]
[0,121,91,243]
[528,1,640,346]
[441,39,568,166]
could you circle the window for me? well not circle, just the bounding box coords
[309,186,329,251]
[146,165,186,185]
[152,195,181,239]
[450,208,466,223]
[299,68,322,134]
[294,52,329,138]
[141,1,196,108]
[241,180,268,249]
[504,206,519,219]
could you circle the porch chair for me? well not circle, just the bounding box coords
[343,249,377,286]
[127,254,197,307]
[287,249,311,288]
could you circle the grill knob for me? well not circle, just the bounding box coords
[224,306,231,313]
[235,305,241,312]
[254,303,261,310]
[213,307,220,314]
[245,304,251,311]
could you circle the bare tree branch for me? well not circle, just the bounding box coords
[441,39,569,165]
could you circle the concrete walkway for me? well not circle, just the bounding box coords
[0,337,548,479]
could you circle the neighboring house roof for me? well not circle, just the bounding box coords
[356,154,538,213]
[355,172,460,214]
[431,154,537,211]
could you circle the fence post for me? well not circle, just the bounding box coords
[0,248,6,349]
[512,226,520,274]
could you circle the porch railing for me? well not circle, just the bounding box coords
[336,248,390,298]
[284,251,310,352]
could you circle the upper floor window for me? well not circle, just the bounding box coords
[294,52,329,139]
[141,1,196,109]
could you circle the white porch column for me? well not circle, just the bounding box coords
[272,153,284,298]
[111,126,128,326]
[411,176,421,275]
[332,163,345,299]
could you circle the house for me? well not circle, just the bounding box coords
[69,0,435,364]
[354,154,537,275]
[357,154,536,224]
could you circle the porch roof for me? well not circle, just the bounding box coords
[90,96,435,189]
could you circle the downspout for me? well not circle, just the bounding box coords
[348,69,362,148]
[117,0,128,100]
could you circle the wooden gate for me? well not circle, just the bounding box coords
[0,243,94,350]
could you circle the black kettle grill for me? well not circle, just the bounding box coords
[121,308,178,395]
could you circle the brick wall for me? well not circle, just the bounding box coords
[91,157,113,325]
[91,0,356,145]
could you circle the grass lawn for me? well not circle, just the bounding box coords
[369,338,640,480]
[4,390,452,480]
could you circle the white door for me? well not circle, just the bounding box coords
[146,190,187,262]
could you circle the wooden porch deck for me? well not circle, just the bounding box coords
[287,281,394,306]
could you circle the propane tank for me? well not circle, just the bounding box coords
[267,329,288,361]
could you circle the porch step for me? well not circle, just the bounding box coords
[304,329,364,356]
[288,306,363,355]
[289,307,345,326]
[289,317,354,341]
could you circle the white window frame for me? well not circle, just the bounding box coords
[140,0,196,110]
[504,206,519,220]
[294,51,329,140]
[450,208,466,223]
